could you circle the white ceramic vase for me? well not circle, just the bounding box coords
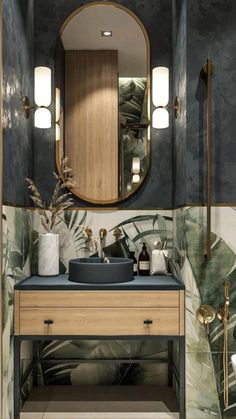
[38,233,59,276]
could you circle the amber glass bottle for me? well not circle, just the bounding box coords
[138,243,150,276]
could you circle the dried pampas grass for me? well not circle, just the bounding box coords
[26,157,75,232]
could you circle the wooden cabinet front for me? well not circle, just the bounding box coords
[14,290,185,337]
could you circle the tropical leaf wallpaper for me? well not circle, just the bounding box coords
[2,207,173,418]
[2,205,236,418]
[2,207,33,419]
[172,207,236,419]
[119,78,148,194]
[34,209,173,389]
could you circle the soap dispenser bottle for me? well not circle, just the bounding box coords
[138,243,150,276]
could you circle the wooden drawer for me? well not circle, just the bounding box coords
[19,290,180,308]
[19,307,180,336]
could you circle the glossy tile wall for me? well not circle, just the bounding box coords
[2,0,34,206]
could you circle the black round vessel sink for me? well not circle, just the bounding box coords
[69,257,134,284]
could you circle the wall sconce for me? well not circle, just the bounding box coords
[23,66,52,129]
[152,66,180,129]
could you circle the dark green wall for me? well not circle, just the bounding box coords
[186,0,236,204]
[3,0,34,205]
[172,0,187,207]
[173,0,236,206]
[33,0,173,209]
[4,0,236,207]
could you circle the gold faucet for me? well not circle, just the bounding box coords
[99,228,109,262]
[196,304,216,335]
[83,227,109,262]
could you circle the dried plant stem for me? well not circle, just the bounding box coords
[26,157,76,232]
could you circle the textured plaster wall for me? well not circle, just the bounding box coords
[173,0,236,207]
[33,0,173,209]
[2,0,34,206]
[172,0,187,207]
[186,0,236,204]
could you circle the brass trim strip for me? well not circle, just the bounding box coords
[2,203,236,211]
[206,58,213,261]
[201,58,214,260]
[0,0,3,415]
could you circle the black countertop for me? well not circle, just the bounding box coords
[15,274,185,291]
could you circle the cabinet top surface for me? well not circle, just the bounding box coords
[14,274,185,291]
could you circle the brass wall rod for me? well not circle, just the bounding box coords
[217,281,231,409]
[201,58,214,260]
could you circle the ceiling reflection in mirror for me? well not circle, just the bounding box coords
[55,2,150,204]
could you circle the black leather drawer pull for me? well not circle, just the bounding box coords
[44,319,54,325]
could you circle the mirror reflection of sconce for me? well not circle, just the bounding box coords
[152,66,180,129]
[23,66,52,129]
[132,157,141,184]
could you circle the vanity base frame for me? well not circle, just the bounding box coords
[14,334,185,419]
[14,277,185,418]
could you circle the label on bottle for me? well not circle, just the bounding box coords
[133,263,138,273]
[139,261,150,270]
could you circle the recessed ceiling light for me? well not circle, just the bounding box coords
[101,30,112,37]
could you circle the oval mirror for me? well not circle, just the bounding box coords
[55,2,150,204]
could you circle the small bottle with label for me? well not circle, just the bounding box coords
[129,251,138,276]
[138,243,150,276]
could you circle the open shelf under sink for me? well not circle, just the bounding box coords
[21,385,179,419]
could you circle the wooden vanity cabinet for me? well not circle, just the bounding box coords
[14,290,185,337]
[13,277,185,419]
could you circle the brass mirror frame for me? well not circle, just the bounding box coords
[0,1,3,415]
[55,1,151,205]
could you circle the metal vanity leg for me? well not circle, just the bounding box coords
[179,336,186,419]
[33,341,38,386]
[168,341,173,387]
[14,336,21,419]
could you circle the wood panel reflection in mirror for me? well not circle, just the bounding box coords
[55,2,150,204]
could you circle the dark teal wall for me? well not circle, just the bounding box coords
[33,0,173,209]
[4,0,236,207]
[172,0,187,207]
[186,0,236,204]
[173,0,236,206]
[3,0,34,206]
